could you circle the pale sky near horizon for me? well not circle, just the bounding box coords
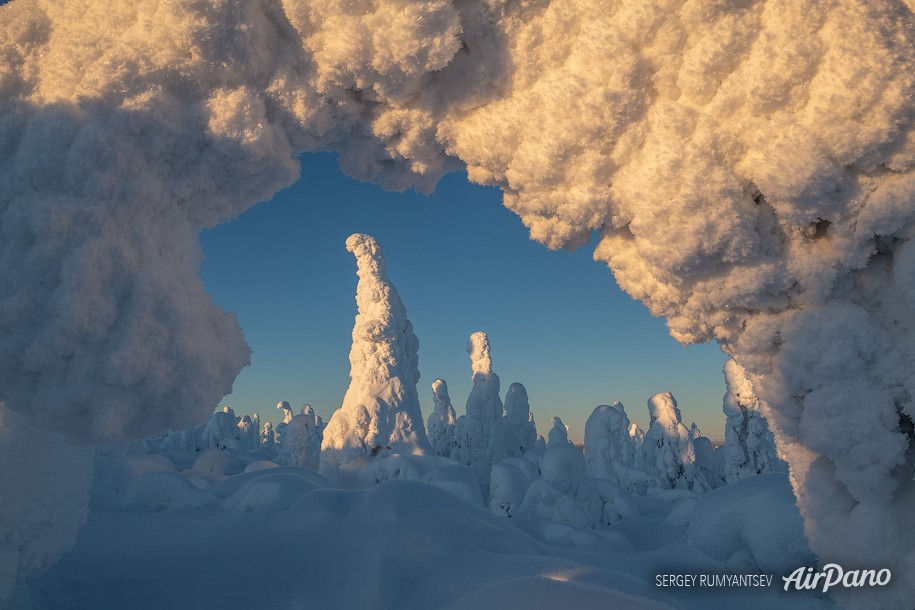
[200,152,729,442]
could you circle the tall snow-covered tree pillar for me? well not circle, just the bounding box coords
[321,234,430,464]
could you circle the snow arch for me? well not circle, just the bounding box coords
[3,1,915,606]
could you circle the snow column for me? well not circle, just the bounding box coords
[454,332,509,489]
[321,234,430,464]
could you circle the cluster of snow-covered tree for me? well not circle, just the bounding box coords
[144,234,786,531]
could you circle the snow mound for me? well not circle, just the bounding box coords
[689,473,814,574]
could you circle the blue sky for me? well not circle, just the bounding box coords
[200,152,728,442]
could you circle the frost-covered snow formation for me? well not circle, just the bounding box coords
[277,405,323,469]
[4,1,915,604]
[503,382,537,457]
[721,359,786,484]
[454,332,510,487]
[640,393,710,493]
[426,378,456,458]
[321,234,430,464]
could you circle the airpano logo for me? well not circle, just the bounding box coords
[782,564,891,593]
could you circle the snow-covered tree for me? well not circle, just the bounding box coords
[426,379,457,458]
[201,407,239,451]
[278,405,324,469]
[689,423,721,488]
[639,393,709,492]
[628,422,645,450]
[518,415,602,528]
[453,332,510,488]
[503,382,537,457]
[583,402,643,481]
[236,415,259,454]
[260,421,275,447]
[275,401,294,450]
[321,234,430,464]
[546,416,570,447]
[722,359,787,483]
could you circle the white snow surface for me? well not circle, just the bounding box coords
[14,445,833,610]
[321,234,430,464]
[2,1,915,605]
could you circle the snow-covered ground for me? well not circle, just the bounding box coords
[12,450,830,610]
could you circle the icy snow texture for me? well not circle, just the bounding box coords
[503,382,537,456]
[3,1,915,604]
[321,234,430,464]
[426,378,457,458]
[721,359,786,484]
[640,393,710,493]
[0,404,93,601]
[453,332,509,488]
